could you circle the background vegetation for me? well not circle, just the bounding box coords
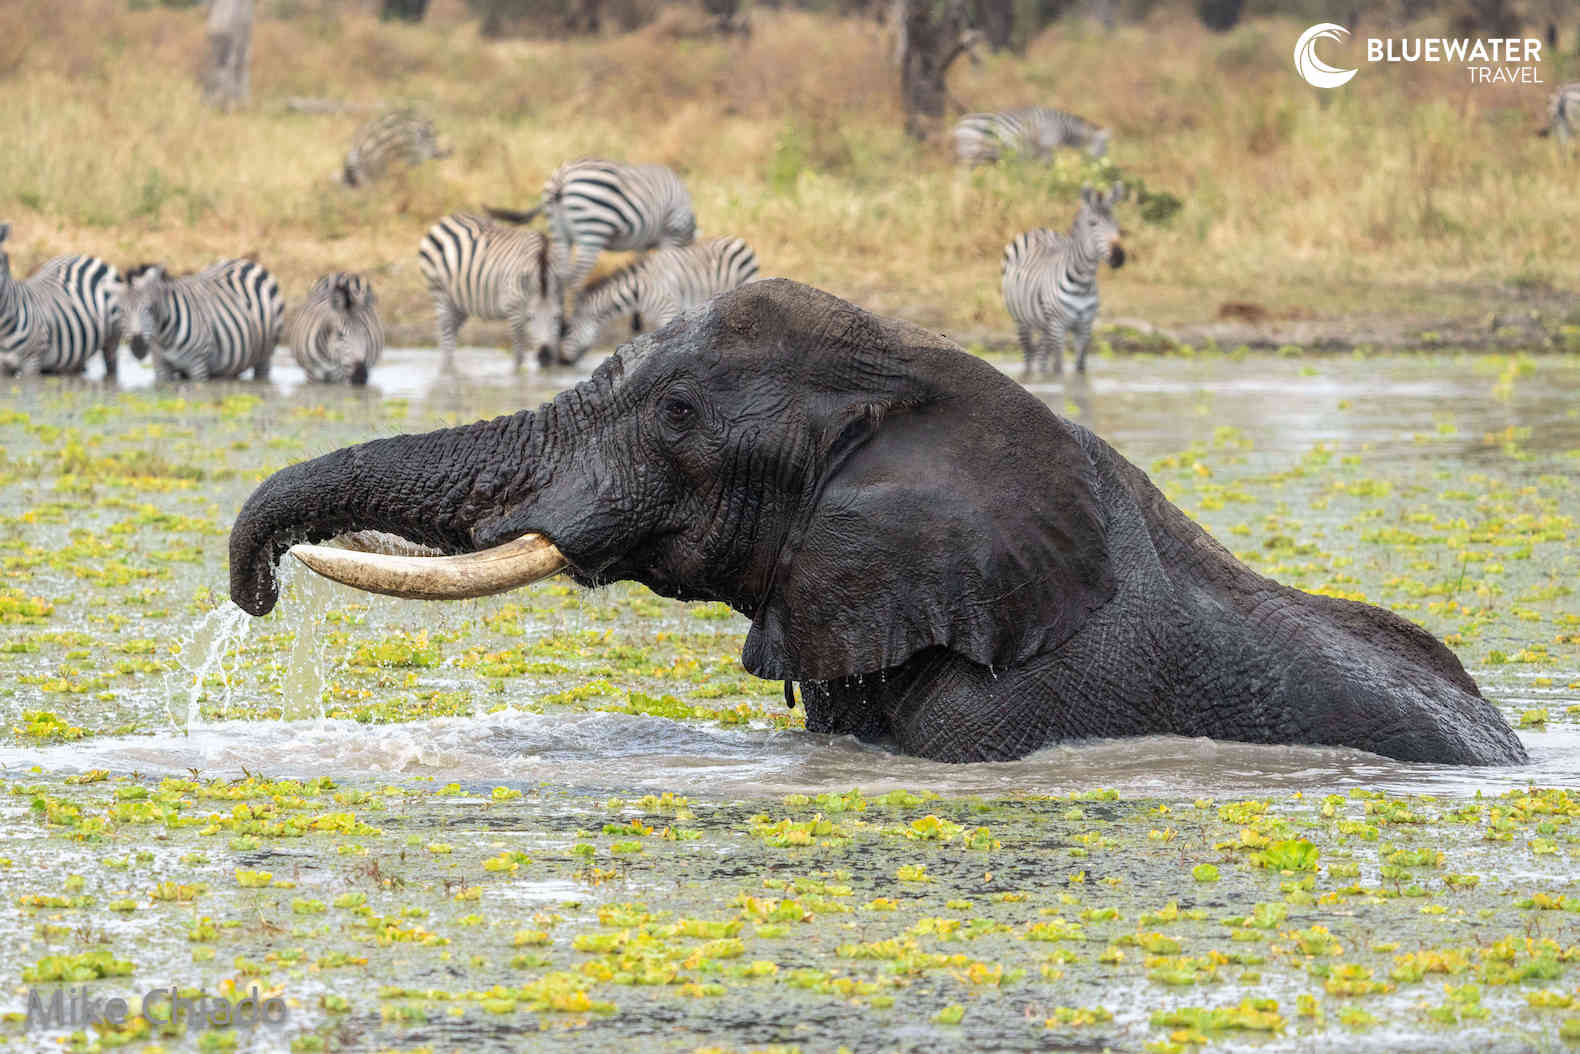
[2,0,1578,347]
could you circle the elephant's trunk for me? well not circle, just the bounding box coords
[229,409,542,616]
[229,344,648,617]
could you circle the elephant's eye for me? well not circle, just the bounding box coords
[659,394,696,430]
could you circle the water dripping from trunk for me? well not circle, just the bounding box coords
[277,565,346,722]
[171,602,252,730]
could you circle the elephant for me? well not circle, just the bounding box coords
[229,279,1527,767]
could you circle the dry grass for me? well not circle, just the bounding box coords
[2,0,1577,347]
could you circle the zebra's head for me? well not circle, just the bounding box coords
[1075,183,1127,269]
[561,267,629,365]
[123,263,172,360]
[517,242,566,369]
[328,274,380,385]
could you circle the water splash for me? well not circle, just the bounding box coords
[278,567,343,722]
[171,602,252,730]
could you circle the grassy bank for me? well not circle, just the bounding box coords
[2,1,1578,349]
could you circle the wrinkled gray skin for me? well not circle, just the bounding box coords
[229,280,1527,766]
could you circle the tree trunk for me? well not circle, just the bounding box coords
[1195,0,1241,33]
[898,0,974,140]
[972,0,1012,49]
[702,0,748,36]
[381,0,430,21]
[890,0,907,65]
[202,0,252,109]
[1462,0,1520,37]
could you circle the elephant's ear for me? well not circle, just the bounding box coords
[742,388,1115,683]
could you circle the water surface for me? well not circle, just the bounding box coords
[2,345,1577,1052]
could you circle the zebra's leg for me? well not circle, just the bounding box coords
[509,312,527,372]
[1015,323,1036,378]
[101,327,120,379]
[1047,324,1067,376]
[252,346,272,381]
[1073,316,1095,374]
[154,355,175,384]
[434,296,464,371]
[188,357,211,383]
[561,241,600,294]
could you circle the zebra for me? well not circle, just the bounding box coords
[342,109,451,187]
[952,107,1110,166]
[123,259,284,381]
[1001,182,1126,377]
[416,212,563,371]
[1538,83,1580,142]
[288,272,384,385]
[0,224,124,378]
[560,236,760,364]
[486,158,696,291]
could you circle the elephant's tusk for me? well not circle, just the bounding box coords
[288,533,568,601]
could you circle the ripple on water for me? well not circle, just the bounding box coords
[0,710,1566,801]
[8,348,1578,804]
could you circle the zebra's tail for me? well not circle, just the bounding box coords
[484,204,544,225]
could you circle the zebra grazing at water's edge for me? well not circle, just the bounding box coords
[1002,182,1126,377]
[560,236,760,364]
[123,259,284,382]
[417,213,563,371]
[1538,83,1580,142]
[289,272,383,385]
[342,109,450,187]
[487,159,695,292]
[0,224,124,377]
[953,107,1109,166]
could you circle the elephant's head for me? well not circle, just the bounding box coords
[230,279,1114,685]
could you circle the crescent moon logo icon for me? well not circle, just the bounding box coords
[1294,23,1358,89]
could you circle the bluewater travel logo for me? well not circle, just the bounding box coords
[1294,22,1544,87]
[1294,23,1358,89]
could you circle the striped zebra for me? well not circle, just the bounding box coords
[487,158,696,291]
[953,107,1110,166]
[561,236,760,364]
[417,212,563,371]
[124,259,285,382]
[342,109,451,187]
[0,224,124,377]
[288,272,384,385]
[1539,82,1580,142]
[1002,182,1126,377]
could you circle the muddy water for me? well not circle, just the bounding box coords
[3,345,1579,1053]
[4,346,1576,797]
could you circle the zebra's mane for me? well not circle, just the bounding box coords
[576,259,642,304]
[535,238,552,298]
[125,262,175,282]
